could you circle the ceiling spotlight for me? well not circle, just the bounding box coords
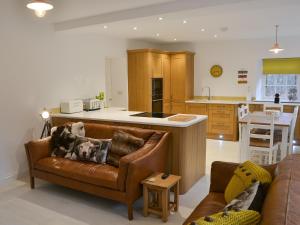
[133,26,138,30]
[183,20,187,24]
[156,33,160,37]
[201,28,205,32]
[103,25,108,29]
[158,17,164,21]
[26,0,54,18]
[214,34,218,38]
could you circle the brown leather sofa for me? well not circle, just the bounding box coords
[183,154,300,225]
[25,123,169,220]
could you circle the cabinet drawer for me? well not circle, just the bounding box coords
[209,121,233,135]
[186,104,207,115]
[209,104,235,112]
[209,110,234,122]
[283,105,295,113]
[249,104,263,112]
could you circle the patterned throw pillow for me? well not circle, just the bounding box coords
[190,210,261,225]
[50,122,85,157]
[65,136,111,164]
[224,161,272,203]
[107,130,145,167]
[224,181,265,212]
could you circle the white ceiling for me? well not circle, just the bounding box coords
[50,0,175,22]
[45,0,300,42]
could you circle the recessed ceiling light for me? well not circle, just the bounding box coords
[103,25,108,29]
[201,28,205,32]
[183,20,187,24]
[158,17,163,21]
[214,34,218,38]
[174,38,177,41]
[133,26,138,30]
[156,33,160,37]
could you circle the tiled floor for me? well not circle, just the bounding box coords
[0,140,299,225]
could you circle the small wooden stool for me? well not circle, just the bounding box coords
[142,173,181,222]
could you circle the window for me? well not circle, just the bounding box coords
[263,74,299,101]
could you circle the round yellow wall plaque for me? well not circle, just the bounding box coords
[210,65,223,78]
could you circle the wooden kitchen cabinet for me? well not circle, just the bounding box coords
[171,102,186,114]
[248,104,263,112]
[207,104,238,141]
[127,49,194,113]
[186,103,238,141]
[169,53,194,114]
[151,53,163,78]
[162,54,171,113]
[128,51,152,112]
[186,103,208,115]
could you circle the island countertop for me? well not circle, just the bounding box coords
[51,108,208,128]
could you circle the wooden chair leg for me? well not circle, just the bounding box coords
[128,203,133,220]
[30,176,35,189]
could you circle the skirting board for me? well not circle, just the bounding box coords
[0,170,28,186]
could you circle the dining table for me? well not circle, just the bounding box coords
[239,112,294,162]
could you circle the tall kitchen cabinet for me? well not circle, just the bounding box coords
[169,53,194,113]
[127,50,152,112]
[127,49,194,113]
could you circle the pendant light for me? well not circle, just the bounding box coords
[269,25,284,54]
[27,0,54,18]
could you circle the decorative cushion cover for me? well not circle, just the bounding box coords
[224,161,272,203]
[51,122,85,157]
[65,136,111,164]
[107,130,145,167]
[224,181,265,212]
[190,210,261,225]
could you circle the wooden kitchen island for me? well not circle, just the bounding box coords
[51,108,207,194]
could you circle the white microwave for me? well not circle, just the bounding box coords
[60,100,83,114]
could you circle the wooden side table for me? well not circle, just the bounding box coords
[142,173,181,222]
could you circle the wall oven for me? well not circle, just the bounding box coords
[152,78,163,113]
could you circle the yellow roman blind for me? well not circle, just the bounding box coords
[263,58,300,74]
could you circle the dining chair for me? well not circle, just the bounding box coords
[288,106,299,154]
[273,106,299,156]
[263,103,283,112]
[246,114,279,164]
[238,105,248,142]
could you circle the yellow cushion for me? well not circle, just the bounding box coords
[192,210,261,225]
[224,161,272,203]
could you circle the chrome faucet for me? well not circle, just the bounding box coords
[202,86,211,100]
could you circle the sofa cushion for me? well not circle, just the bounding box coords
[224,181,265,212]
[225,161,272,203]
[260,154,300,225]
[35,157,120,190]
[107,130,145,167]
[190,210,261,225]
[183,193,227,225]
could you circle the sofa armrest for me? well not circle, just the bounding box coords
[125,132,169,202]
[25,137,52,170]
[209,161,239,193]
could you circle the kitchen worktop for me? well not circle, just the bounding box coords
[186,99,300,106]
[51,108,207,128]
[186,99,240,104]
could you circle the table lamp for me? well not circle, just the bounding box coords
[40,108,51,139]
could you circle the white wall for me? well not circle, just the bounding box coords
[0,0,156,183]
[160,37,300,98]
